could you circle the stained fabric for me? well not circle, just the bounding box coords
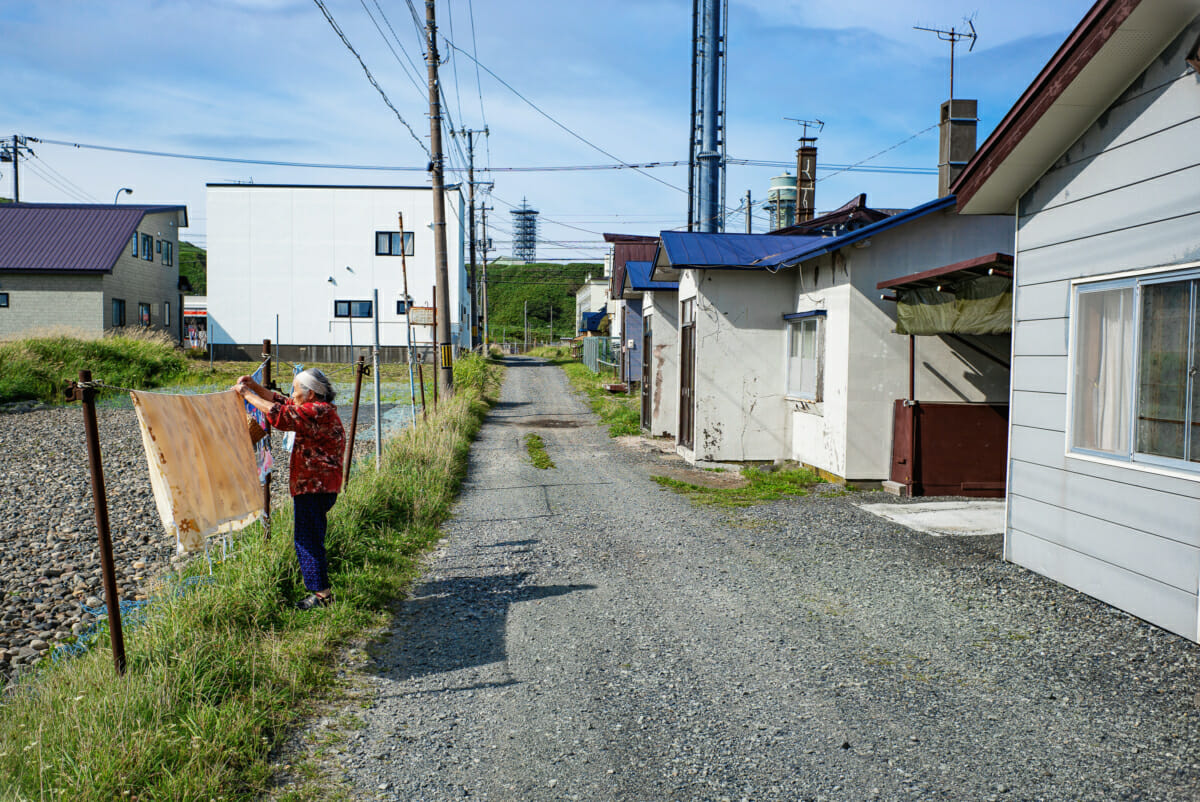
[896,275,1012,336]
[266,395,346,497]
[293,492,337,592]
[132,390,264,553]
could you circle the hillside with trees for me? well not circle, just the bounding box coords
[485,261,601,343]
[179,241,207,294]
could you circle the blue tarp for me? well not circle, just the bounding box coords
[580,305,607,333]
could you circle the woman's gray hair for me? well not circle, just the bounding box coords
[295,368,337,402]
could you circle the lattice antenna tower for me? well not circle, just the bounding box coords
[913,17,977,101]
[511,197,539,263]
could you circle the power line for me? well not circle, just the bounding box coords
[441,37,690,198]
[359,0,426,98]
[312,0,430,157]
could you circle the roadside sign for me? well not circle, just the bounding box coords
[409,306,435,326]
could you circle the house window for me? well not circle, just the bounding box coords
[334,300,373,318]
[156,239,162,254]
[396,299,408,314]
[112,298,126,327]
[164,301,171,327]
[139,303,151,327]
[1071,268,1200,468]
[162,241,174,267]
[130,234,138,257]
[0,292,8,308]
[785,312,825,401]
[141,234,153,261]
[375,231,414,256]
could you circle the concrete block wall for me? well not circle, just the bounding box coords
[0,272,103,340]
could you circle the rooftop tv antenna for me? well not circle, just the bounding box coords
[784,118,824,142]
[914,18,977,101]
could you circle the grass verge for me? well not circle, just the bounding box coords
[0,331,430,404]
[523,433,555,469]
[0,353,502,801]
[560,361,640,437]
[652,466,823,507]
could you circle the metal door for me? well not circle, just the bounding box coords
[641,316,653,428]
[680,318,695,449]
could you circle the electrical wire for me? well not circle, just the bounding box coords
[359,0,426,98]
[28,154,100,202]
[312,0,430,157]
[441,37,690,197]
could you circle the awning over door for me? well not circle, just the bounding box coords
[877,252,1013,336]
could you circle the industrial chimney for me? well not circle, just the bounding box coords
[938,98,977,197]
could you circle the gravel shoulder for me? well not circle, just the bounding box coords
[0,395,382,682]
[284,356,1198,801]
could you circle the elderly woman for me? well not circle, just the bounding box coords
[236,368,346,609]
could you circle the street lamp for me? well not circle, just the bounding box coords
[114,187,133,204]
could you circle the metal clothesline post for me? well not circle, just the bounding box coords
[70,369,127,677]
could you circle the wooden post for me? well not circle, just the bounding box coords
[262,338,272,541]
[342,355,366,486]
[75,370,127,676]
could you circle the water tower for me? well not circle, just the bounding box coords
[764,172,797,232]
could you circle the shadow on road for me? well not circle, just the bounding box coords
[371,565,595,686]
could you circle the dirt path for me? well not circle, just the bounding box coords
[283,356,1199,802]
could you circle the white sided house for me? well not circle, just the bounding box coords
[206,184,467,361]
[953,0,1200,640]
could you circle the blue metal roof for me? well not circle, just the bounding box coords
[625,260,677,291]
[657,232,824,269]
[753,196,957,269]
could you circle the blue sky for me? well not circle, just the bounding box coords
[0,0,1095,260]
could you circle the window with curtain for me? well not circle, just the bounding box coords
[786,315,823,401]
[141,234,153,262]
[1071,270,1200,468]
[375,231,414,256]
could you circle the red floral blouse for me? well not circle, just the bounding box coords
[267,394,346,497]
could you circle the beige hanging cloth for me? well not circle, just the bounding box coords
[132,390,264,553]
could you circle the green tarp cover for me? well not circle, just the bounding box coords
[896,274,1012,336]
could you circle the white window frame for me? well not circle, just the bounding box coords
[1067,261,1200,476]
[784,311,825,402]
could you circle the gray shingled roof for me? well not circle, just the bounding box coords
[0,203,187,273]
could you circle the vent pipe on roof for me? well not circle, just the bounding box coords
[938,98,977,197]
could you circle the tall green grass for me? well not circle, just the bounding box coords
[0,331,188,403]
[561,361,641,436]
[0,353,501,800]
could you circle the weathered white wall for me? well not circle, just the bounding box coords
[788,254,852,478]
[1007,17,1200,642]
[207,185,464,349]
[644,289,678,438]
[690,269,792,462]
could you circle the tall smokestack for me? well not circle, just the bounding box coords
[795,138,817,224]
[938,98,977,197]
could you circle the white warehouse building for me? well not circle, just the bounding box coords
[206,183,469,361]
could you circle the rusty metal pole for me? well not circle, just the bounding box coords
[908,334,918,496]
[77,370,127,676]
[342,355,366,486]
[262,338,272,541]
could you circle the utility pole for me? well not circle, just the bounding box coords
[524,300,528,352]
[426,0,453,394]
[744,190,752,234]
[2,135,32,203]
[460,127,487,349]
[480,204,492,348]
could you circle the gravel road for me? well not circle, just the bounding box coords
[0,394,381,682]
[301,356,1197,800]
